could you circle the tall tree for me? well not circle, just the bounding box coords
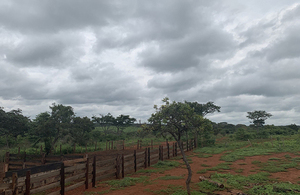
[69,116,94,146]
[92,113,115,136]
[185,101,220,116]
[31,103,75,154]
[31,112,55,154]
[0,107,30,147]
[246,110,272,127]
[148,97,210,195]
[113,114,136,135]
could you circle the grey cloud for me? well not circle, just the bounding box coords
[5,33,85,68]
[147,71,199,93]
[265,27,300,62]
[0,0,126,33]
[48,63,142,105]
[140,29,236,73]
[0,62,48,100]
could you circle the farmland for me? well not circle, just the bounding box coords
[68,134,300,195]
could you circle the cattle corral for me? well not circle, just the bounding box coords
[0,139,195,195]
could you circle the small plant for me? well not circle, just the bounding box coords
[201,164,210,167]
[102,176,149,189]
[157,175,184,180]
[235,169,244,173]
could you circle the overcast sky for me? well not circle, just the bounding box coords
[1,0,300,125]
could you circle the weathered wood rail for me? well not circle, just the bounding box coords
[0,139,196,195]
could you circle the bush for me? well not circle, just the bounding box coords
[235,129,252,141]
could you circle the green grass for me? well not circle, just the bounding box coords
[152,160,181,169]
[234,169,244,173]
[193,141,248,155]
[157,175,184,180]
[101,176,149,189]
[138,160,181,174]
[209,172,271,191]
[248,182,300,195]
[197,180,222,193]
[197,162,232,174]
[200,164,210,167]
[151,184,206,195]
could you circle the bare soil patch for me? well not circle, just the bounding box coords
[66,151,300,195]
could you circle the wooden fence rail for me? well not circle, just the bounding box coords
[0,138,196,195]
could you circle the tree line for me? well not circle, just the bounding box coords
[1,98,297,195]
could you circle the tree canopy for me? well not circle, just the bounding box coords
[246,110,272,127]
[185,101,220,116]
[0,107,30,147]
[147,97,212,195]
[92,113,136,135]
[31,103,75,154]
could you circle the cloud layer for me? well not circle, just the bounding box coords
[1,0,300,125]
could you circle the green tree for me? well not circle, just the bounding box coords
[30,112,55,154]
[246,110,272,127]
[92,113,115,136]
[0,107,30,147]
[185,101,220,116]
[148,97,210,195]
[31,103,75,154]
[69,116,94,146]
[113,115,136,135]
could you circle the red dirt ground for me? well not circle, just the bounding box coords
[65,151,300,195]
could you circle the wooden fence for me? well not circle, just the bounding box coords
[0,139,196,195]
[3,138,169,172]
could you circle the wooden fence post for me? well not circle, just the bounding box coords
[172,143,175,157]
[122,154,124,178]
[85,158,89,189]
[167,143,170,159]
[144,148,148,168]
[166,139,168,146]
[134,150,137,172]
[158,146,161,161]
[181,141,184,152]
[23,152,26,169]
[25,170,30,195]
[4,152,9,172]
[175,143,177,156]
[161,146,164,161]
[60,162,65,195]
[92,156,96,187]
[41,153,46,164]
[12,172,18,195]
[148,147,150,167]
